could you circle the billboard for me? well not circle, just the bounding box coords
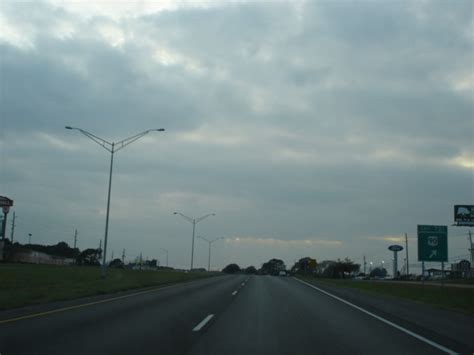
[454,205,474,226]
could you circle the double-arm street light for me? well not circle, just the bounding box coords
[173,212,215,270]
[66,126,165,278]
[197,236,224,271]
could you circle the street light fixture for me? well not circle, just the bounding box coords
[173,212,216,270]
[197,236,224,271]
[66,126,165,278]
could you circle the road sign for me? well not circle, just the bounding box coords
[417,225,448,262]
[388,245,403,252]
[454,205,474,226]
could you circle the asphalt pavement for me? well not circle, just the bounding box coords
[0,274,471,355]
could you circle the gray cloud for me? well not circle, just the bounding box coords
[1,0,472,270]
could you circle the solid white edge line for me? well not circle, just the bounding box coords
[192,314,214,332]
[294,278,458,355]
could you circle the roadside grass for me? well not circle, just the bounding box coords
[0,263,220,310]
[429,278,474,285]
[297,276,474,315]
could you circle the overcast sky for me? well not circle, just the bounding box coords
[1,0,472,272]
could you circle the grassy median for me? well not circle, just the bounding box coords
[0,263,220,310]
[297,277,474,315]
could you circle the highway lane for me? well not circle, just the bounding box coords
[0,274,465,355]
[0,274,247,355]
[190,276,451,355]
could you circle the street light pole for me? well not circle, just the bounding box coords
[66,126,165,278]
[160,248,168,267]
[197,236,223,271]
[173,212,216,270]
[102,142,114,277]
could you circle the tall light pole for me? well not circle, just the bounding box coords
[66,126,165,278]
[160,248,169,267]
[173,212,216,270]
[197,236,223,271]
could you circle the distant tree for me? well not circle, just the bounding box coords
[260,258,286,275]
[15,241,79,258]
[316,260,336,276]
[322,258,360,279]
[369,267,387,278]
[146,259,158,268]
[291,257,317,275]
[109,258,124,268]
[223,263,241,274]
[245,266,257,274]
[49,242,80,258]
[76,248,102,266]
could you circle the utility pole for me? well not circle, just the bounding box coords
[28,233,32,244]
[160,248,168,267]
[111,250,114,261]
[469,230,473,264]
[74,229,78,249]
[10,212,16,243]
[363,255,367,275]
[122,248,125,263]
[99,239,102,250]
[405,233,409,277]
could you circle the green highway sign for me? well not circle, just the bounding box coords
[417,225,448,262]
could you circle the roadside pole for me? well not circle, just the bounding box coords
[405,233,409,277]
[441,262,445,287]
[422,261,425,286]
[469,230,473,264]
[10,212,16,243]
[1,209,8,242]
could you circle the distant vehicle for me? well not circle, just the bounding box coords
[279,271,287,276]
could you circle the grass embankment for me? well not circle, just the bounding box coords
[298,276,474,315]
[0,263,220,310]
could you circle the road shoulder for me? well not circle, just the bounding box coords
[295,277,474,353]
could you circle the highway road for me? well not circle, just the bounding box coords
[0,275,470,354]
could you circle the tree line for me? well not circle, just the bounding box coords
[222,257,361,279]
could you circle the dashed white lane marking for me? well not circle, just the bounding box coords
[294,278,457,355]
[192,314,214,332]
[241,283,245,287]
[232,291,238,296]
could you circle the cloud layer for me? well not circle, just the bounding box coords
[1,0,472,270]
